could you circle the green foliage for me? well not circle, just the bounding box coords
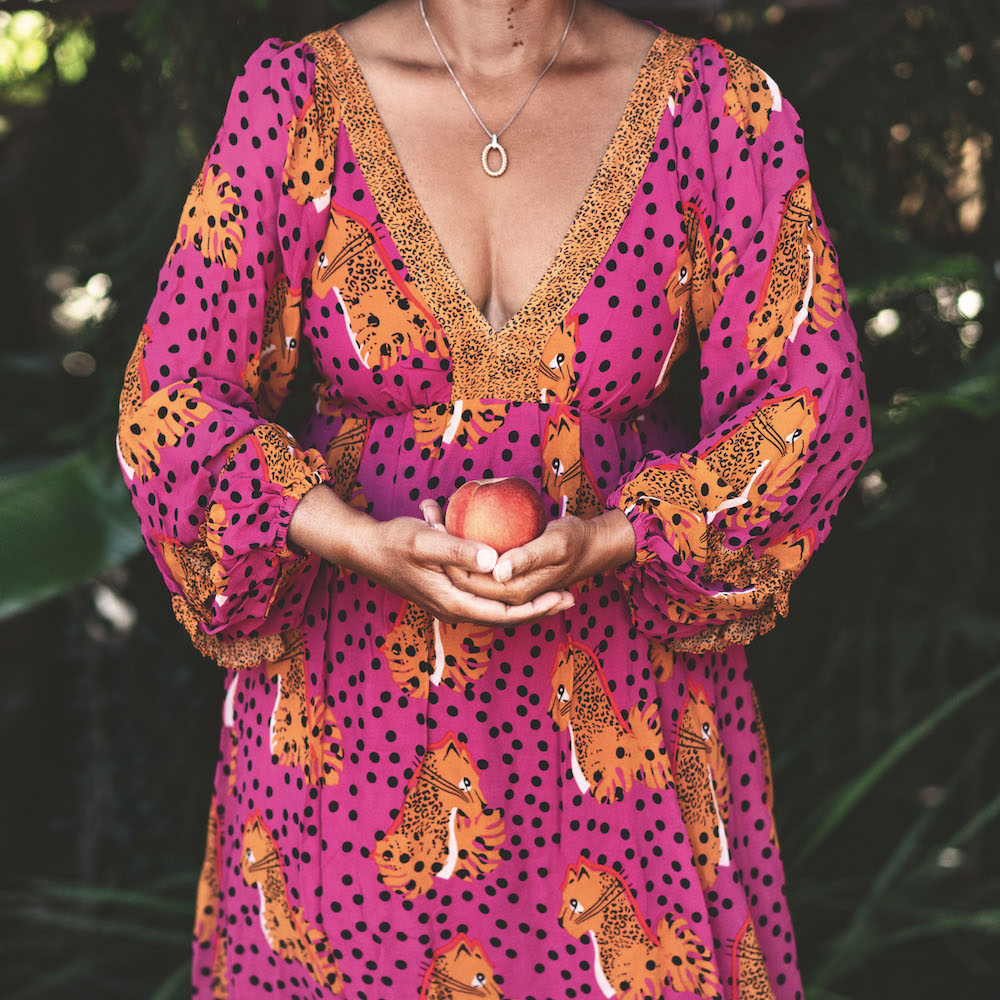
[0,1,997,998]
[0,446,143,621]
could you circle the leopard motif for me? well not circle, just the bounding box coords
[558,857,722,1000]
[617,388,818,567]
[418,934,506,1000]
[537,314,579,403]
[194,794,227,998]
[745,175,845,370]
[115,329,213,482]
[713,41,781,142]
[168,157,247,268]
[671,681,731,891]
[540,405,604,520]
[312,201,443,370]
[283,60,339,211]
[729,913,777,1000]
[658,195,735,398]
[263,629,344,787]
[241,810,344,993]
[373,733,505,898]
[413,398,508,460]
[241,274,302,422]
[548,638,672,803]
[323,412,371,504]
[383,599,495,698]
[648,639,675,682]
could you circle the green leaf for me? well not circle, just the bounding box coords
[0,448,143,620]
[791,663,1000,867]
[5,958,96,1000]
[9,906,188,946]
[149,963,189,1000]
[17,877,190,916]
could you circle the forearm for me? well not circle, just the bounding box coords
[287,483,379,571]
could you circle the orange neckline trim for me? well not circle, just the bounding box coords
[303,25,698,402]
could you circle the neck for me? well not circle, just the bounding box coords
[418,0,582,78]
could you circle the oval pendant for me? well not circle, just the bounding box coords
[481,134,508,177]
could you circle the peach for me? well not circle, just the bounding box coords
[444,476,547,555]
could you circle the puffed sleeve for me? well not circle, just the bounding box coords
[605,38,874,654]
[115,37,339,668]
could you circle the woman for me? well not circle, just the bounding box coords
[115,1,873,997]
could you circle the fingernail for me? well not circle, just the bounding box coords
[494,562,512,584]
[477,548,497,572]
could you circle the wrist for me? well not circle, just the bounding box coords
[287,483,379,570]
[602,506,637,571]
[583,506,637,577]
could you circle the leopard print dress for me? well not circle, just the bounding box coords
[116,22,873,1000]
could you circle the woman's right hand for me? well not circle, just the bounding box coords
[362,514,575,627]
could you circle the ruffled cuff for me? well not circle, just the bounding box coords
[202,434,332,638]
[605,478,795,653]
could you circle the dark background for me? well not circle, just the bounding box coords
[1,0,998,997]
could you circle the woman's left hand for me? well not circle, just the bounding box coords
[418,499,637,606]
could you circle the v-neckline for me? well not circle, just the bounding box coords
[329,24,669,338]
[305,23,697,401]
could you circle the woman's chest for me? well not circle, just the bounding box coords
[301,130,691,424]
[291,28,700,420]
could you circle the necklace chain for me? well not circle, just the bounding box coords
[417,0,577,176]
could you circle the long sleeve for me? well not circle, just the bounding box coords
[606,38,874,654]
[115,37,338,668]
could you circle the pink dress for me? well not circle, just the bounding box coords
[115,22,872,1000]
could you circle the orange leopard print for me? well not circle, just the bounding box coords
[729,913,777,1000]
[537,314,580,403]
[240,810,344,993]
[262,629,344,787]
[283,62,339,211]
[746,175,845,370]
[312,201,443,370]
[194,795,228,998]
[168,157,247,268]
[418,934,506,1000]
[413,398,508,459]
[548,638,672,803]
[323,411,371,504]
[384,599,495,698]
[671,682,731,891]
[540,404,604,519]
[558,857,722,1000]
[373,733,505,898]
[715,42,780,141]
[241,274,302,422]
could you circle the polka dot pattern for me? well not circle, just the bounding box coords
[116,26,873,1000]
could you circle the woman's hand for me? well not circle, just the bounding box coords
[290,483,573,626]
[419,498,637,606]
[356,513,576,628]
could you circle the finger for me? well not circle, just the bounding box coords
[417,524,497,573]
[492,527,568,584]
[447,560,563,606]
[447,587,574,626]
[419,498,445,528]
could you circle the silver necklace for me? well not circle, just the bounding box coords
[418,0,577,177]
